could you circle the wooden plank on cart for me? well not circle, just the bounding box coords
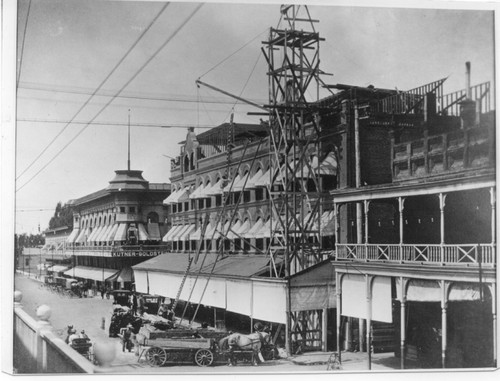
[147,338,212,349]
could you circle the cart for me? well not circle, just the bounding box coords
[70,338,94,362]
[136,325,228,367]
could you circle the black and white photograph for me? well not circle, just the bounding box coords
[1,0,498,376]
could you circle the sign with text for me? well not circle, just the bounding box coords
[111,250,163,257]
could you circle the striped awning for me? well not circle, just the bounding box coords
[113,223,128,242]
[103,224,119,242]
[223,175,241,193]
[163,225,183,242]
[138,224,149,241]
[179,224,196,241]
[252,169,270,187]
[75,228,89,243]
[171,225,190,241]
[226,220,242,239]
[64,266,119,282]
[163,188,180,204]
[189,225,203,241]
[66,228,80,244]
[245,169,263,189]
[242,218,264,238]
[205,179,223,196]
[95,224,111,242]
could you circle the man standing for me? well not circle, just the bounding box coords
[122,324,133,352]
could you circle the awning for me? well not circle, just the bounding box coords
[163,188,180,204]
[95,224,111,242]
[66,228,80,244]
[245,169,263,189]
[290,261,336,311]
[88,226,103,243]
[252,169,270,187]
[37,264,50,270]
[107,267,133,283]
[189,184,203,199]
[226,220,242,239]
[138,223,149,241]
[113,223,128,242]
[242,219,263,238]
[75,228,87,243]
[211,221,230,240]
[171,225,191,241]
[205,179,223,196]
[103,224,119,243]
[195,183,211,199]
[147,222,161,241]
[298,152,338,177]
[189,225,203,240]
[63,266,119,282]
[179,225,196,241]
[222,175,240,193]
[48,265,70,273]
[162,225,183,242]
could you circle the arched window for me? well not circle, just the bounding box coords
[147,212,159,224]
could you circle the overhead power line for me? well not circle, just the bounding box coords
[16,1,171,181]
[17,0,32,86]
[17,118,215,129]
[17,82,267,105]
[16,3,204,194]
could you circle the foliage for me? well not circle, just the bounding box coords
[48,202,74,230]
[14,233,45,248]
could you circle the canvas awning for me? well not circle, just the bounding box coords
[223,175,241,193]
[178,224,196,241]
[171,225,191,241]
[138,223,149,241]
[290,261,336,311]
[298,152,338,177]
[66,228,80,244]
[74,228,88,243]
[132,254,287,323]
[107,267,133,283]
[48,265,70,273]
[63,266,119,282]
[242,218,264,238]
[147,222,161,241]
[113,223,128,242]
[245,169,263,188]
[163,188,180,204]
[163,225,183,242]
[189,225,203,240]
[95,224,110,242]
[88,226,103,243]
[189,183,206,199]
[103,224,119,243]
[205,179,223,196]
[252,169,270,187]
[165,187,189,204]
[226,220,242,239]
[195,183,211,199]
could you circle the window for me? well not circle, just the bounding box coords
[184,202,189,211]
[129,206,136,213]
[172,204,177,213]
[178,203,183,212]
[205,198,212,208]
[215,195,222,206]
[255,188,264,201]
[243,191,251,203]
[198,199,204,209]
[120,207,126,213]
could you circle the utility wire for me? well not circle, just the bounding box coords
[16,3,204,193]
[198,28,268,79]
[17,118,214,129]
[17,0,32,87]
[17,83,267,105]
[16,2,170,180]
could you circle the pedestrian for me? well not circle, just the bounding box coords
[79,330,89,339]
[100,286,105,299]
[122,324,133,352]
[137,295,145,316]
[132,293,138,315]
[65,325,74,344]
[68,329,79,347]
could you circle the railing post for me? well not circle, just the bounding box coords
[439,193,447,265]
[35,305,53,373]
[398,197,405,263]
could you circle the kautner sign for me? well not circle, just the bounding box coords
[111,250,164,257]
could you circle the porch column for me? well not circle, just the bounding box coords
[490,187,496,245]
[322,308,328,352]
[366,275,373,370]
[364,200,370,244]
[491,283,497,366]
[441,280,449,368]
[438,193,447,263]
[334,204,339,245]
[398,197,405,262]
[336,272,342,363]
[400,277,407,369]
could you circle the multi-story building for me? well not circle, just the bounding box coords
[330,65,496,369]
[64,169,170,291]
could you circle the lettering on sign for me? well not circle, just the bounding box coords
[111,251,163,257]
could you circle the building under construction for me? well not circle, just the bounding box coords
[133,4,496,368]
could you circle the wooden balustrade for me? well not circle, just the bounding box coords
[335,243,496,266]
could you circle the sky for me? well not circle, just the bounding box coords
[9,0,496,234]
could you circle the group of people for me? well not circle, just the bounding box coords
[65,325,90,346]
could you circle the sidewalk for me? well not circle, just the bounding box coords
[290,350,401,371]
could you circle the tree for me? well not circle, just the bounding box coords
[48,202,74,230]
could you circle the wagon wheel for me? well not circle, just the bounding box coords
[194,348,214,367]
[145,347,167,367]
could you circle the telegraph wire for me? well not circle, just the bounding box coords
[16,3,204,193]
[17,83,267,105]
[16,2,171,180]
[17,118,214,129]
[17,0,32,87]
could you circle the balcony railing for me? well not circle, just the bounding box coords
[336,243,496,266]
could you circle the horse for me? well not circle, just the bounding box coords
[219,332,270,366]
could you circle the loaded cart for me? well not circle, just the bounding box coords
[136,325,227,367]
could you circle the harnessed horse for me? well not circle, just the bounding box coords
[219,332,270,366]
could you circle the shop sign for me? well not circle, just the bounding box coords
[111,250,163,257]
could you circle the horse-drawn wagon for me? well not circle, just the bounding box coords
[136,325,226,367]
[136,325,274,367]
